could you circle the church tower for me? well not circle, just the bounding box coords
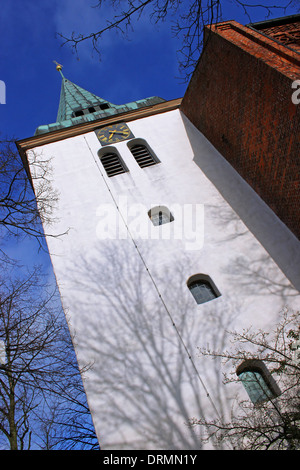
[17,61,300,450]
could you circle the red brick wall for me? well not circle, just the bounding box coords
[181,21,300,239]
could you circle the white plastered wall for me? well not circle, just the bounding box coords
[27,109,300,449]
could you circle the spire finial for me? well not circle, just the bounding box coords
[53,61,64,77]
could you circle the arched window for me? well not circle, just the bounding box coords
[148,206,174,226]
[236,359,281,405]
[128,139,159,168]
[187,274,220,304]
[98,147,128,177]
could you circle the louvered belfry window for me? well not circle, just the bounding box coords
[130,143,158,168]
[100,151,128,177]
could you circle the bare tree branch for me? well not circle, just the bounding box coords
[194,308,300,450]
[0,267,99,450]
[57,0,299,80]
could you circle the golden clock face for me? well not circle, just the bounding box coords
[95,123,134,146]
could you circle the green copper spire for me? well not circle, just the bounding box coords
[34,63,165,136]
[55,62,113,122]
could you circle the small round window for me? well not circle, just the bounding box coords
[148,206,174,226]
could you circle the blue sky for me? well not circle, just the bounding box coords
[1,0,299,141]
[0,0,299,266]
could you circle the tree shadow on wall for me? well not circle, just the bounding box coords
[61,192,299,450]
[61,207,299,449]
[206,203,299,303]
[64,240,243,450]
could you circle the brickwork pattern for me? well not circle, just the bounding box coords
[258,21,300,53]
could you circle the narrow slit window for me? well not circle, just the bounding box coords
[148,206,174,226]
[128,139,159,168]
[187,274,220,304]
[99,149,128,177]
[237,360,281,405]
